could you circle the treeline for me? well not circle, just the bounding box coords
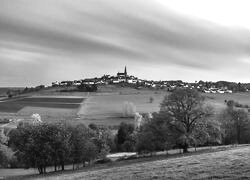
[116,89,250,154]
[198,80,249,92]
[4,122,115,174]
[59,84,98,93]
[6,85,45,98]
[77,84,98,92]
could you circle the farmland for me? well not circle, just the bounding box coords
[0,96,85,124]
[0,87,168,126]
[1,87,250,126]
[0,96,84,113]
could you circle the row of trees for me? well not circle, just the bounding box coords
[198,81,249,92]
[7,122,114,174]
[77,84,98,92]
[116,88,250,154]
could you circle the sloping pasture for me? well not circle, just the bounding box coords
[78,92,167,126]
[34,146,250,180]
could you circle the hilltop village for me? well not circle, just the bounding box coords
[51,66,249,93]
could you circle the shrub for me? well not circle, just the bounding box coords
[149,97,154,103]
[116,123,135,152]
[122,102,136,117]
[0,144,16,168]
[244,105,249,108]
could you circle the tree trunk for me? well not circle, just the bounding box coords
[54,163,57,172]
[237,126,241,144]
[183,143,189,153]
[61,163,64,171]
[38,167,43,174]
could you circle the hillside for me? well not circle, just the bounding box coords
[28,146,250,180]
[2,85,250,127]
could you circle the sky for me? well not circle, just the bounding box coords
[1,0,250,87]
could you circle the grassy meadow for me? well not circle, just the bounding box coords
[78,91,167,126]
[204,92,250,113]
[21,145,250,180]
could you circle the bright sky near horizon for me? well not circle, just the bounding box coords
[1,0,250,86]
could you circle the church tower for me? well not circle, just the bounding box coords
[124,66,127,76]
[124,66,128,82]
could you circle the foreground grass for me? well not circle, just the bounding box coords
[8,145,250,180]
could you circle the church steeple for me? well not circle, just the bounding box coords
[124,66,127,82]
[124,66,127,76]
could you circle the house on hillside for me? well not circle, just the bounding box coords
[82,78,95,85]
[60,81,73,86]
[52,81,59,87]
[112,78,120,84]
[73,80,82,86]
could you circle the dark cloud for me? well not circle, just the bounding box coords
[0,17,144,58]
[0,0,250,86]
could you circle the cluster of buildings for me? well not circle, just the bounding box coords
[52,66,139,87]
[203,88,233,94]
[51,66,238,93]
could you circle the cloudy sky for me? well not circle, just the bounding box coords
[1,0,250,87]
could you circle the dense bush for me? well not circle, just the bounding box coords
[219,107,250,144]
[136,113,173,154]
[116,123,136,152]
[149,97,154,103]
[0,144,16,168]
